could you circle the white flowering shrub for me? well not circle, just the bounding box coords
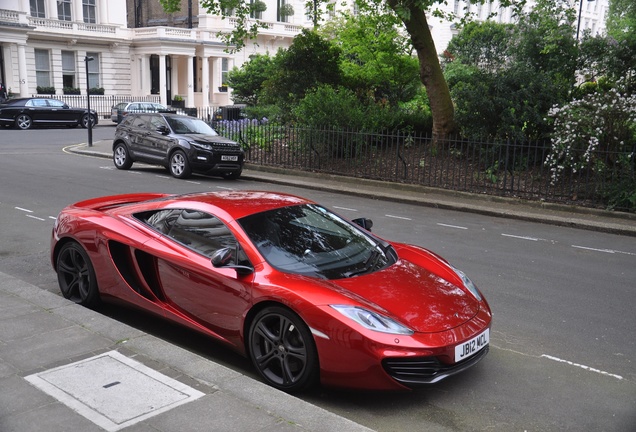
[545,80,636,186]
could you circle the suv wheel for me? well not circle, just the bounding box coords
[113,143,133,170]
[169,150,191,179]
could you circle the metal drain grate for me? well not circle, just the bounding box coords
[25,350,205,431]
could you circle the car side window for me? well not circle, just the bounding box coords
[167,210,238,257]
[29,99,48,107]
[129,103,141,111]
[130,115,149,129]
[149,116,167,131]
[48,99,66,108]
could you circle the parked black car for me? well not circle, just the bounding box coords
[112,113,244,179]
[0,97,98,130]
[111,101,175,124]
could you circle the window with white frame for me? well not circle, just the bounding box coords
[58,0,72,21]
[62,51,76,89]
[35,49,51,87]
[30,0,45,18]
[277,0,288,22]
[86,52,100,89]
[83,0,97,23]
[221,58,229,87]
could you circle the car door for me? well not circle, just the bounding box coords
[141,115,173,163]
[150,209,253,338]
[46,98,76,124]
[24,98,48,124]
[126,115,152,159]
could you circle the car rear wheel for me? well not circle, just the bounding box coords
[221,169,242,180]
[248,306,319,392]
[169,150,191,179]
[15,114,32,130]
[113,143,133,170]
[81,113,96,128]
[56,242,100,308]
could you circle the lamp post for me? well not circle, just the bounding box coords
[84,56,94,147]
[576,0,595,41]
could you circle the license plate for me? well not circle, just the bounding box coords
[455,328,489,362]
[221,155,238,161]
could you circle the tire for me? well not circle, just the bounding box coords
[81,113,95,129]
[113,143,133,170]
[221,169,242,180]
[56,242,100,308]
[169,150,192,179]
[248,306,319,392]
[15,114,32,130]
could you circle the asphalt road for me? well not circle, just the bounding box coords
[1,125,635,431]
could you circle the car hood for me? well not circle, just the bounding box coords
[328,258,480,333]
[179,134,239,147]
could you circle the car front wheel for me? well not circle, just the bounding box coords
[56,241,100,308]
[113,143,133,170]
[169,150,192,179]
[15,114,32,130]
[248,306,319,392]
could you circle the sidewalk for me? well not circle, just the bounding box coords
[0,271,373,432]
[70,140,636,237]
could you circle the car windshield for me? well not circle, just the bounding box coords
[166,117,218,135]
[239,204,396,279]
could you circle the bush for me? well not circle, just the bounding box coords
[63,87,81,95]
[36,86,55,94]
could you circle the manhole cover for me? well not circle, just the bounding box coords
[25,350,205,431]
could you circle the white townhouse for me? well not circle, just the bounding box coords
[0,0,305,108]
[0,0,609,110]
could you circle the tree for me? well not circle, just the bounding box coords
[226,54,274,105]
[160,0,526,139]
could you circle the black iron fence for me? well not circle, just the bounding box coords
[215,121,636,213]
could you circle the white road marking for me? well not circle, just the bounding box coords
[156,175,171,179]
[215,186,234,190]
[15,207,33,213]
[437,223,468,230]
[386,214,412,221]
[26,214,46,221]
[502,233,539,241]
[186,180,201,185]
[541,354,623,380]
[571,245,636,256]
[49,216,57,220]
[99,166,114,170]
[334,206,358,212]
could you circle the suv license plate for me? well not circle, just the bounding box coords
[455,328,489,362]
[221,155,238,161]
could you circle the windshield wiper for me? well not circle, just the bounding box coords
[344,248,383,278]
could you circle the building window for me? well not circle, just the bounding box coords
[62,51,76,89]
[250,0,263,19]
[58,0,72,21]
[35,49,51,87]
[277,0,288,22]
[86,52,100,88]
[30,0,45,18]
[83,0,97,23]
[221,58,228,87]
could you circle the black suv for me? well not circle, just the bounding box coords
[112,113,244,179]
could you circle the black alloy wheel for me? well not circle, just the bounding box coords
[169,150,192,179]
[81,113,95,128]
[56,242,100,308]
[113,143,133,170]
[248,306,318,392]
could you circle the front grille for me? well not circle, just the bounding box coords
[383,346,489,387]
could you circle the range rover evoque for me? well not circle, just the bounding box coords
[112,113,244,179]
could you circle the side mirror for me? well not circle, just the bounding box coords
[352,217,373,231]
[211,247,253,276]
[157,125,170,135]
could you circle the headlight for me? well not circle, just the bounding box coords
[451,266,482,301]
[331,305,413,335]
[190,141,212,151]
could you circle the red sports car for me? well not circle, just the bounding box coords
[51,191,491,392]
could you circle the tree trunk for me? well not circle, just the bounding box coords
[387,0,456,141]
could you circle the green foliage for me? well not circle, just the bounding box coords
[322,14,420,107]
[227,54,274,106]
[261,30,342,119]
[444,0,578,141]
[36,86,55,94]
[63,87,81,95]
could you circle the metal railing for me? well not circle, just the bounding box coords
[214,121,636,213]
